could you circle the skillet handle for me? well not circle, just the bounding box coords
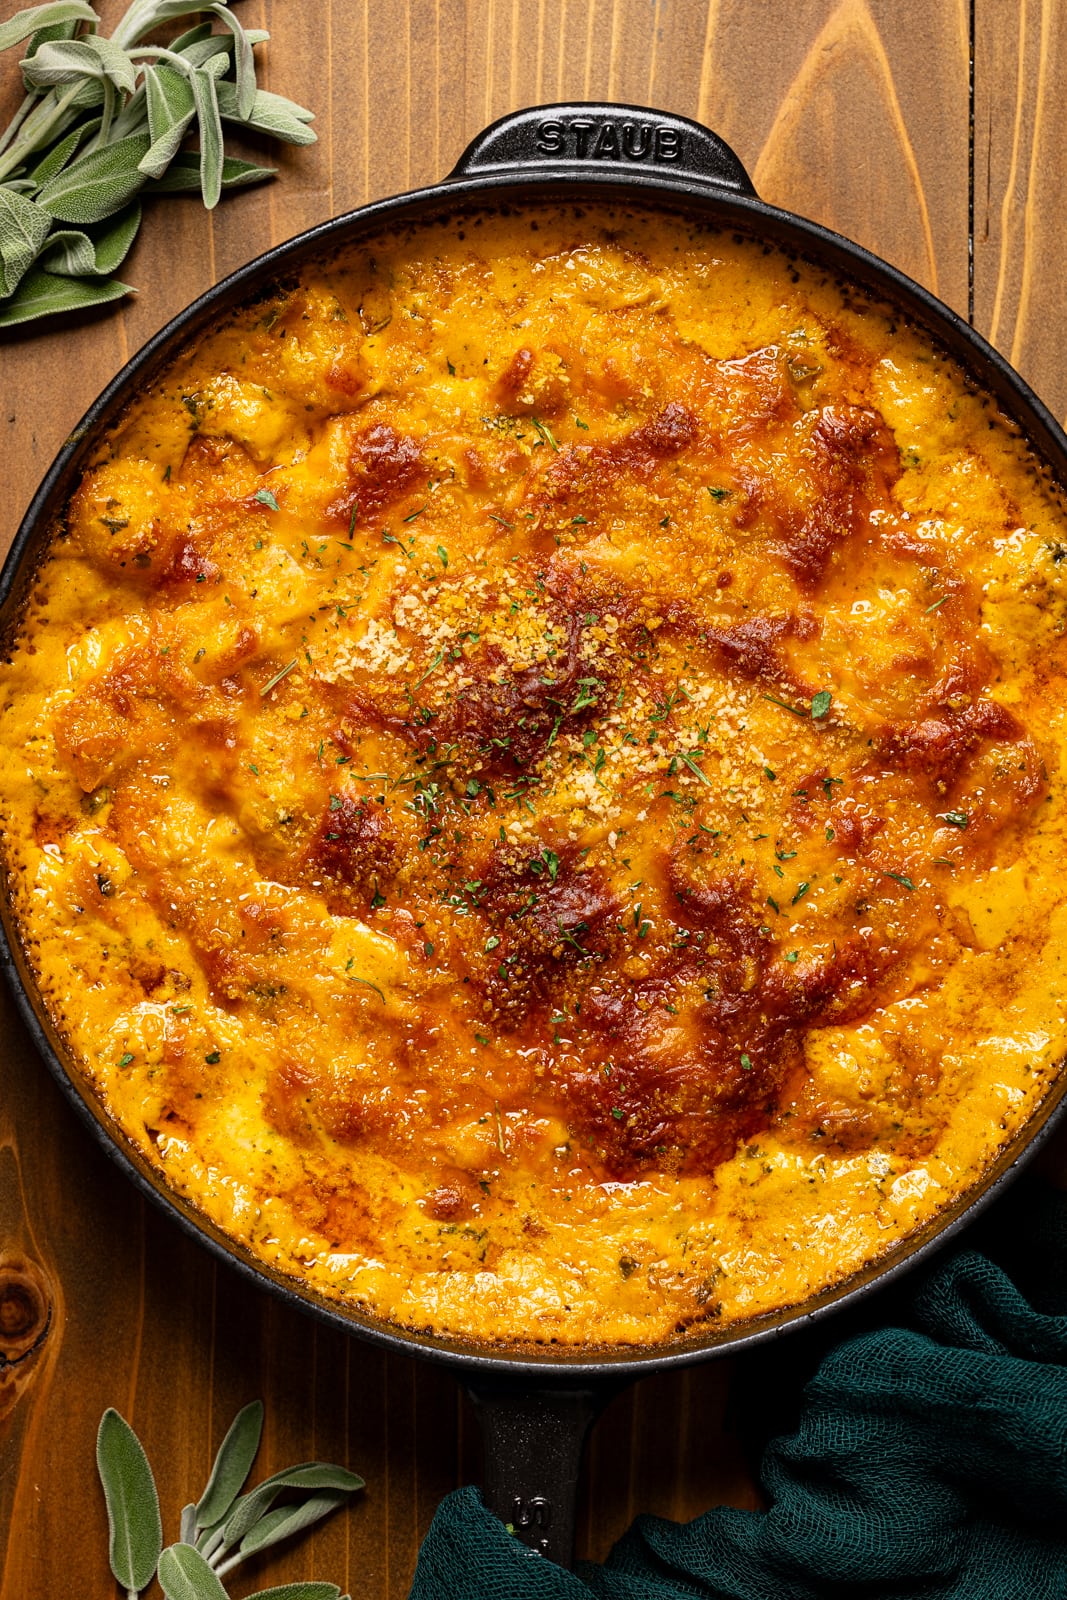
[448,103,756,195]
[465,1377,625,1568]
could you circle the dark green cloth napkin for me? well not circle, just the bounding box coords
[409,1183,1067,1599]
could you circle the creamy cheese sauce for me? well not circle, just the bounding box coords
[3,204,1067,1345]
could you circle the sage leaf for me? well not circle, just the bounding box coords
[179,1502,198,1545]
[0,265,132,326]
[19,39,90,87]
[65,74,106,112]
[141,63,195,178]
[158,1543,229,1600]
[26,123,88,186]
[232,1491,352,1564]
[189,65,222,209]
[193,1398,263,1533]
[169,22,214,54]
[145,152,275,194]
[145,62,195,140]
[207,3,254,119]
[37,130,150,223]
[201,51,231,84]
[43,200,141,275]
[0,1,96,53]
[24,16,82,57]
[111,0,219,49]
[22,38,138,95]
[38,225,95,274]
[222,1464,365,1549]
[91,198,140,270]
[174,28,270,69]
[110,79,148,140]
[245,1587,346,1600]
[132,0,235,26]
[96,1408,164,1594]
[215,83,317,146]
[0,186,52,295]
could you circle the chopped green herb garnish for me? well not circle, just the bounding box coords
[763,693,806,719]
[348,976,386,1002]
[884,871,916,891]
[254,488,280,511]
[676,750,713,785]
[810,690,833,719]
[412,650,444,691]
[532,417,559,451]
[940,811,969,829]
[259,658,298,696]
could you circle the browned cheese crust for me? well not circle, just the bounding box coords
[3,205,1067,1345]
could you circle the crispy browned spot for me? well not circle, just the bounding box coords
[305,793,395,911]
[477,843,621,1014]
[772,405,900,588]
[702,610,818,683]
[327,422,424,528]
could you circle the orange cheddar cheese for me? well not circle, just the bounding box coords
[3,204,1067,1345]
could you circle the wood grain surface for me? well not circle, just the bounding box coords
[0,3,1063,1595]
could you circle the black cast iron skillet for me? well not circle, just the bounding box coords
[4,103,1067,1568]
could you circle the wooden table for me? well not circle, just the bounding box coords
[2,3,1064,1594]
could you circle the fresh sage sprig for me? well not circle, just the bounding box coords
[96,1401,363,1600]
[0,0,315,328]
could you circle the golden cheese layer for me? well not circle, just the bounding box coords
[4,205,1067,1346]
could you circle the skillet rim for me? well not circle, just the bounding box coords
[4,113,1067,1379]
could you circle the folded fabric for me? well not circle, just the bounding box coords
[409,1182,1067,1600]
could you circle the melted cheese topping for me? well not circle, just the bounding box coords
[4,205,1067,1346]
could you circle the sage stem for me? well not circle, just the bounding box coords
[0,92,35,160]
[111,0,159,50]
[91,77,115,152]
[199,1524,227,1564]
[0,83,83,182]
[126,45,197,75]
